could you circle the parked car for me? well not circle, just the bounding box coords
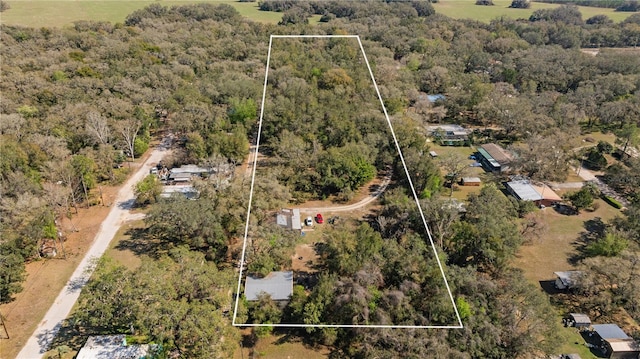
[316,213,324,224]
[305,217,313,226]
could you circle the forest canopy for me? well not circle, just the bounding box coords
[1,1,640,357]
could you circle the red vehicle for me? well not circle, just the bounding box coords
[315,213,324,224]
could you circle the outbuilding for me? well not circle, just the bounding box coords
[461,177,482,186]
[554,271,584,290]
[566,313,591,328]
[591,324,640,359]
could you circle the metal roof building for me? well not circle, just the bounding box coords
[276,208,302,231]
[592,324,640,359]
[245,271,293,301]
[554,271,584,290]
[593,324,631,340]
[76,335,153,359]
[507,180,544,201]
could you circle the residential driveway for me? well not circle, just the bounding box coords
[574,166,629,207]
[16,138,172,359]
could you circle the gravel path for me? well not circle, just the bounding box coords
[574,166,629,207]
[16,138,172,359]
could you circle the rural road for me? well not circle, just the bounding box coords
[299,173,392,214]
[16,138,172,359]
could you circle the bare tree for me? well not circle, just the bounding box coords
[439,152,469,196]
[85,111,112,145]
[115,118,142,161]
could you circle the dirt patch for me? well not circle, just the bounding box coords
[291,244,319,273]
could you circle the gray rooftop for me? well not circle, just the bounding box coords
[76,335,152,359]
[170,164,210,174]
[507,180,543,201]
[554,271,584,287]
[569,313,591,324]
[245,271,293,301]
[276,209,301,231]
[592,324,630,340]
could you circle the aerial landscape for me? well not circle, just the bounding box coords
[1,0,639,358]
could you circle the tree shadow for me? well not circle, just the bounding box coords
[114,227,173,259]
[66,276,89,294]
[36,323,62,354]
[117,198,136,210]
[539,280,561,295]
[553,203,578,216]
[568,217,606,264]
[580,330,608,358]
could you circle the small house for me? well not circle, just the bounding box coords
[506,180,562,207]
[554,271,584,290]
[591,324,640,359]
[477,143,513,172]
[461,177,481,186]
[245,271,293,302]
[427,124,470,146]
[276,208,302,231]
[76,335,154,359]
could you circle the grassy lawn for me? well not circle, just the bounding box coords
[429,143,486,201]
[433,0,635,23]
[1,0,284,27]
[235,332,330,359]
[556,326,598,358]
[0,0,327,28]
[104,219,145,270]
[514,197,622,284]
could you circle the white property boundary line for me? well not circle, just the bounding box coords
[232,35,463,329]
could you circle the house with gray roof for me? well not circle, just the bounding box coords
[245,271,293,302]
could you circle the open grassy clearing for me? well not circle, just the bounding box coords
[104,219,146,271]
[1,0,286,27]
[433,0,635,23]
[429,143,486,200]
[514,197,621,284]
[234,330,331,359]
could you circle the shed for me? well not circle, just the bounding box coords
[429,151,438,157]
[554,271,584,290]
[461,177,481,186]
[245,271,293,302]
[567,313,591,328]
[76,335,153,359]
[592,324,640,359]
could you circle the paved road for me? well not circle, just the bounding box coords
[16,139,172,359]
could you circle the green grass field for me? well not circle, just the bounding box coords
[0,0,285,27]
[2,0,636,28]
[433,0,635,23]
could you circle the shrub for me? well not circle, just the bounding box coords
[603,195,623,209]
[476,0,494,4]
